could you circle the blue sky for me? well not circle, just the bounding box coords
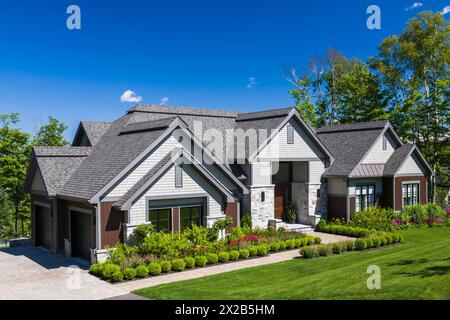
[0,0,448,139]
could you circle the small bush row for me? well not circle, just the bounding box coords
[91,236,318,282]
[299,233,403,259]
[315,222,373,238]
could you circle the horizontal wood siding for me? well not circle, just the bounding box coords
[397,154,426,176]
[129,164,224,226]
[362,131,396,164]
[251,161,272,186]
[309,161,325,184]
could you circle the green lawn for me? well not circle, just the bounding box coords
[135,227,450,300]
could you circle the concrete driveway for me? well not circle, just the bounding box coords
[0,246,128,300]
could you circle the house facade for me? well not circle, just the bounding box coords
[24,105,433,262]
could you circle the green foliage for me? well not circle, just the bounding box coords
[238,249,250,259]
[257,244,269,256]
[278,241,287,250]
[317,244,332,257]
[159,261,172,273]
[148,262,162,276]
[284,202,297,223]
[101,263,121,281]
[332,242,345,254]
[207,253,219,264]
[171,259,186,272]
[403,205,428,223]
[355,239,368,250]
[299,246,319,259]
[140,232,190,260]
[351,207,395,231]
[184,256,196,268]
[241,214,252,228]
[123,268,137,280]
[344,240,355,251]
[247,245,258,257]
[131,224,155,246]
[269,242,280,252]
[182,224,211,246]
[229,250,240,260]
[195,255,208,267]
[316,221,373,238]
[313,237,321,244]
[89,263,102,276]
[212,217,234,231]
[218,251,230,262]
[32,116,69,147]
[135,265,149,278]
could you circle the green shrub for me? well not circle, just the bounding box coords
[241,214,252,228]
[269,242,280,252]
[101,263,121,281]
[316,219,327,231]
[403,204,428,223]
[351,207,395,231]
[385,235,393,244]
[184,256,196,269]
[110,269,123,282]
[239,249,249,259]
[195,255,208,267]
[218,251,230,262]
[123,267,137,280]
[305,236,314,245]
[285,239,296,249]
[89,263,102,276]
[293,238,302,248]
[257,244,269,256]
[248,245,258,257]
[207,253,219,264]
[332,242,345,254]
[365,238,374,248]
[160,260,172,272]
[355,239,367,250]
[135,265,149,278]
[148,262,162,276]
[131,223,155,245]
[345,240,355,251]
[300,246,319,258]
[317,244,332,256]
[229,250,240,261]
[380,236,387,246]
[171,259,186,271]
[278,241,287,250]
[313,237,321,244]
[372,237,381,247]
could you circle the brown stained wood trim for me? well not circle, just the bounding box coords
[327,195,347,220]
[225,202,238,227]
[394,176,427,211]
[172,208,180,233]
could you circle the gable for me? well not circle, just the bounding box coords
[362,130,398,164]
[31,168,47,193]
[256,118,326,161]
[398,153,426,176]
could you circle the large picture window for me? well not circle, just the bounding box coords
[403,183,419,207]
[148,208,172,232]
[180,206,203,232]
[355,185,375,212]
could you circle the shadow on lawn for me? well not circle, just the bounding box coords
[387,256,450,267]
[396,265,450,278]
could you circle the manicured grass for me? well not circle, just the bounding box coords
[134,227,450,300]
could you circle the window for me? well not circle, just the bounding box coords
[287,124,294,144]
[403,183,419,207]
[355,185,375,212]
[175,164,183,188]
[261,191,265,202]
[180,206,203,232]
[382,135,387,150]
[148,208,172,232]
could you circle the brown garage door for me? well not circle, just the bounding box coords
[35,205,51,250]
[71,210,93,261]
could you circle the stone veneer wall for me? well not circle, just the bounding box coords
[292,182,327,226]
[248,186,275,228]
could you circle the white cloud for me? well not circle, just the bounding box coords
[120,90,142,103]
[160,97,169,105]
[246,76,257,88]
[442,5,450,15]
[405,2,423,11]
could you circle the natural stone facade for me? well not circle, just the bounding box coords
[247,186,275,228]
[292,181,327,226]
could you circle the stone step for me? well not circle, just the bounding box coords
[276,223,314,233]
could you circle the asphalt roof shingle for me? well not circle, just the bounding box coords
[383,144,415,176]
[80,121,111,146]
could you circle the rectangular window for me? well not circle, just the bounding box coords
[148,208,172,232]
[403,183,419,207]
[287,124,294,144]
[382,135,387,150]
[261,191,265,202]
[175,164,183,188]
[180,206,203,232]
[355,185,375,212]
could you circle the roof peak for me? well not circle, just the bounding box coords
[316,120,389,134]
[129,104,239,118]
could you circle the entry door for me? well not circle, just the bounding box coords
[71,211,93,261]
[35,205,51,249]
[274,186,290,220]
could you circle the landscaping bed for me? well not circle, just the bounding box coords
[89,222,321,283]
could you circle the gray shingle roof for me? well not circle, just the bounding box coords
[34,146,92,157]
[80,121,111,146]
[383,144,415,176]
[316,120,389,133]
[131,104,238,118]
[119,117,177,135]
[114,151,176,208]
[317,127,385,176]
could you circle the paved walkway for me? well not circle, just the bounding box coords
[0,247,127,300]
[116,231,352,292]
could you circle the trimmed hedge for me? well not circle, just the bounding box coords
[195,255,208,267]
[148,262,162,276]
[171,259,186,271]
[184,256,196,269]
[316,223,373,238]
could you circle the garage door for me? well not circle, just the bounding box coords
[35,205,51,250]
[71,210,93,261]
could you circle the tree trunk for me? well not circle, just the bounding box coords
[14,203,18,237]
